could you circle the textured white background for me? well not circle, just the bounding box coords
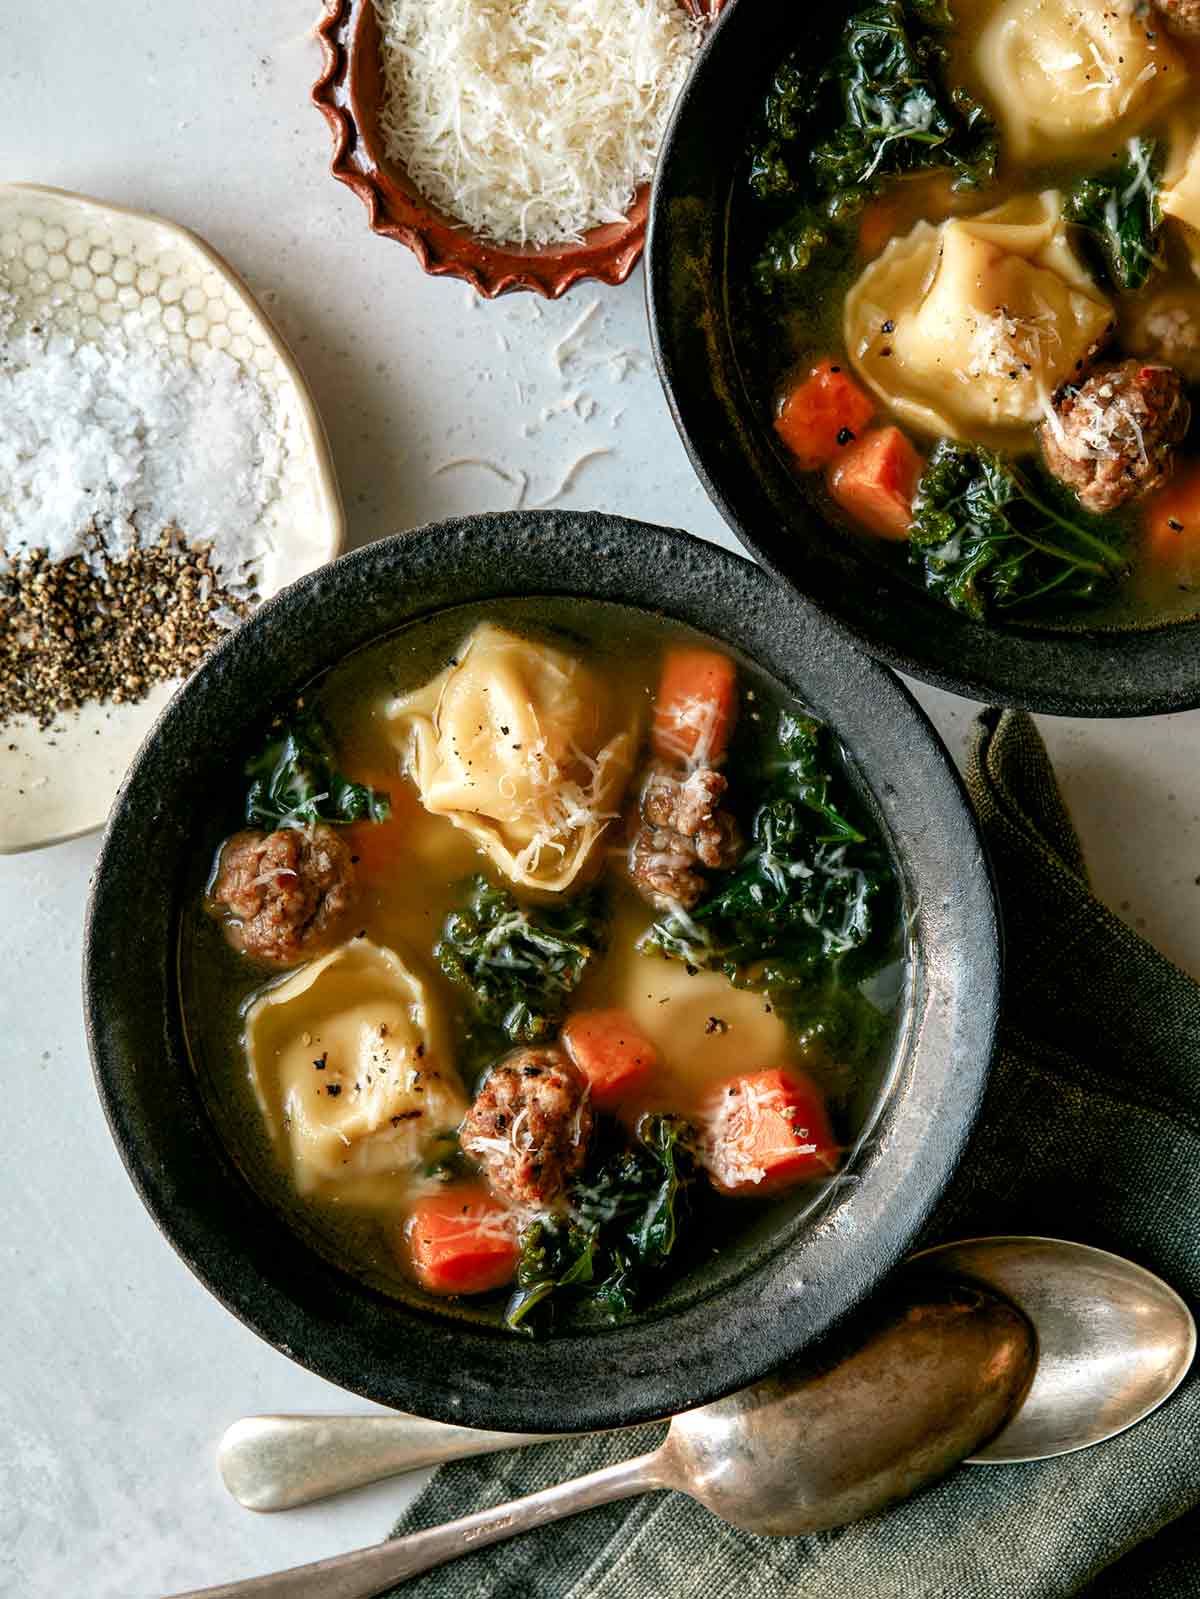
[2,5,1199,1596]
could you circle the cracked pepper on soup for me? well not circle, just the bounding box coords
[182,600,905,1334]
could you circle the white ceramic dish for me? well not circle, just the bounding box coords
[0,184,345,854]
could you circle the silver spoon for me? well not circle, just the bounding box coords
[172,1275,1034,1598]
[220,1234,1196,1512]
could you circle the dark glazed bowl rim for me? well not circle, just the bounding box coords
[83,511,999,1432]
[645,0,1200,718]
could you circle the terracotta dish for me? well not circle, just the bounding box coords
[312,0,723,298]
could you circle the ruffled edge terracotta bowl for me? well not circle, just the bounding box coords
[312,0,724,298]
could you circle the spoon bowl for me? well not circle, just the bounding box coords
[913,1236,1197,1463]
[661,1276,1034,1536]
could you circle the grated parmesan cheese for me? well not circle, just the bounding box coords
[371,0,703,247]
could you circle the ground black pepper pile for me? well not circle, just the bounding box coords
[0,528,251,730]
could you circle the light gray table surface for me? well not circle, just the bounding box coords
[3,5,1199,1596]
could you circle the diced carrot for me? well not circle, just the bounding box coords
[562,1009,659,1110]
[704,1068,837,1196]
[343,767,409,882]
[827,426,924,542]
[651,646,739,764]
[406,1185,520,1297]
[774,358,877,472]
[1144,463,1200,566]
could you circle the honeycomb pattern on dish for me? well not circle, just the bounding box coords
[0,189,336,543]
[0,184,344,855]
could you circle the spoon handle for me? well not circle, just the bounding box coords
[167,1449,666,1599]
[219,1414,563,1511]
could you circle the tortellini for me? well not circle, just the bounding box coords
[388,623,637,894]
[617,945,795,1081]
[246,939,467,1196]
[843,192,1114,443]
[1162,119,1200,273]
[976,0,1184,159]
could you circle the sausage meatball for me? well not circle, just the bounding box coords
[210,824,357,966]
[1153,0,1200,35]
[1038,360,1190,516]
[459,1047,593,1209]
[628,763,742,910]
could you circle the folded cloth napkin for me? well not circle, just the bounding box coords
[387,710,1200,1599]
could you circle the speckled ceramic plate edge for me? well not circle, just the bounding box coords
[0,183,345,855]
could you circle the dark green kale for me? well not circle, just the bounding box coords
[774,982,891,1073]
[749,1,997,294]
[909,440,1130,620]
[753,209,853,302]
[435,875,607,1045]
[504,1115,694,1333]
[748,59,818,203]
[244,719,390,830]
[810,4,997,205]
[1066,138,1164,293]
[643,713,893,997]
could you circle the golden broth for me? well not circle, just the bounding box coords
[179,597,907,1325]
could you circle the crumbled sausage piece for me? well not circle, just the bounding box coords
[460,1048,593,1208]
[1154,0,1200,35]
[1039,360,1190,516]
[628,762,742,910]
[210,825,357,966]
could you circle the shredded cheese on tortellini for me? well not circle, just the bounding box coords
[843,192,1115,447]
[388,623,638,894]
[976,0,1184,159]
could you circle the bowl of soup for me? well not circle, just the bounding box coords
[647,0,1200,715]
[84,511,998,1431]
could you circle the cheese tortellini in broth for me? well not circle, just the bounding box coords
[389,623,637,894]
[246,939,467,1198]
[976,0,1184,159]
[844,192,1114,443]
[1162,117,1200,274]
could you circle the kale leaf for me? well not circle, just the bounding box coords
[435,875,607,1044]
[244,720,390,830]
[1066,138,1164,293]
[753,208,854,302]
[909,440,1130,620]
[774,982,891,1074]
[748,59,819,203]
[748,1,996,294]
[810,3,996,204]
[643,713,893,994]
[504,1115,694,1333]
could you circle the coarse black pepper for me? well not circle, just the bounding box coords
[0,527,251,730]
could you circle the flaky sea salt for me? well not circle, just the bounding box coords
[0,321,282,592]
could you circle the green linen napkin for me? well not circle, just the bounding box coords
[386,710,1200,1599]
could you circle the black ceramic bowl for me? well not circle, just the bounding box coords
[646,3,1200,718]
[84,512,998,1433]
